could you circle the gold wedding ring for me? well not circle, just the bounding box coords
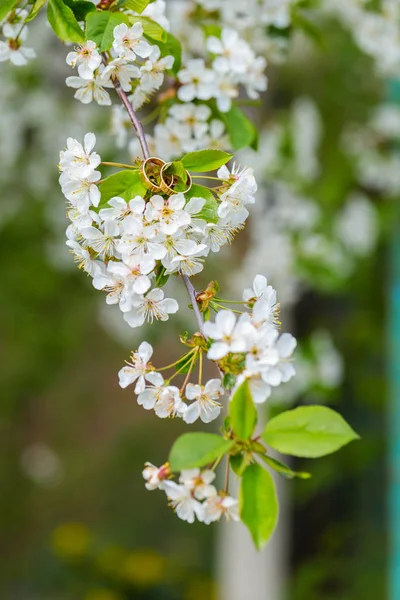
[139,157,165,193]
[160,162,193,196]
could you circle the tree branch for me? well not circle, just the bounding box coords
[107,61,205,337]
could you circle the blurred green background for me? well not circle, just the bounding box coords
[0,7,392,600]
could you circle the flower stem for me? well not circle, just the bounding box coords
[224,457,230,494]
[192,175,224,181]
[157,348,196,372]
[101,161,138,169]
[180,350,198,394]
[198,350,203,385]
[182,275,207,338]
[103,53,150,160]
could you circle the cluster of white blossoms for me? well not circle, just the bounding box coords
[195,0,296,31]
[323,0,400,77]
[177,28,267,113]
[0,8,36,66]
[128,102,230,160]
[65,23,174,107]
[143,464,239,524]
[59,132,258,328]
[118,274,296,426]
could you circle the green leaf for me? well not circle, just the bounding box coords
[185,184,218,224]
[230,452,251,476]
[181,149,233,172]
[240,463,279,550]
[230,380,257,441]
[25,0,47,23]
[85,11,129,52]
[63,0,95,21]
[262,406,360,458]
[98,170,144,207]
[47,0,85,43]
[223,373,236,390]
[258,454,311,479]
[159,32,182,73]
[219,105,258,150]
[0,0,20,22]
[129,15,167,42]
[155,264,169,288]
[118,0,150,12]
[169,433,235,471]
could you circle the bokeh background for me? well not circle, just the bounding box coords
[0,2,394,599]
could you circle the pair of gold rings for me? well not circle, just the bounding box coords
[139,157,192,196]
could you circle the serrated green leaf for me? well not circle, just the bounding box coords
[230,380,257,441]
[181,149,233,172]
[129,15,167,42]
[48,0,85,43]
[158,32,182,73]
[118,0,150,12]
[262,406,360,458]
[240,463,279,550]
[85,11,129,52]
[258,454,311,479]
[98,170,143,207]
[185,184,218,224]
[169,433,235,471]
[0,0,20,22]
[25,0,47,23]
[219,105,258,150]
[63,0,95,21]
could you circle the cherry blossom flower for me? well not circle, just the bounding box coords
[183,379,223,424]
[0,33,36,66]
[101,58,141,92]
[154,386,187,418]
[123,288,179,328]
[59,133,101,180]
[177,59,215,102]
[118,341,154,393]
[142,462,170,490]
[203,494,240,523]
[179,469,217,500]
[66,41,102,80]
[66,74,112,106]
[163,481,204,523]
[204,310,256,360]
[145,194,191,235]
[112,23,153,61]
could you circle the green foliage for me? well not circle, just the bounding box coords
[129,15,167,42]
[169,433,235,471]
[185,184,219,223]
[230,452,251,476]
[258,454,311,479]
[222,373,236,390]
[47,0,85,43]
[126,15,182,72]
[180,149,233,172]
[25,0,47,22]
[63,0,95,21]
[229,380,257,441]
[174,351,198,375]
[0,0,20,22]
[240,463,279,550]
[154,264,169,288]
[118,0,150,12]
[85,12,130,52]
[98,170,146,206]
[219,105,258,150]
[262,406,360,458]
